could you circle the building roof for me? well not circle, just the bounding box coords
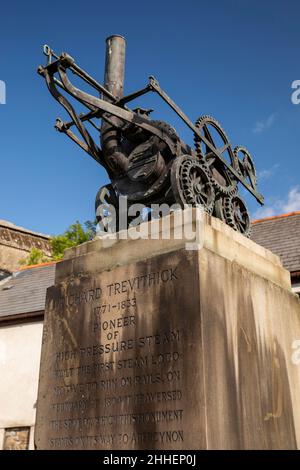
[251,211,300,273]
[0,219,50,239]
[0,269,11,281]
[0,263,56,318]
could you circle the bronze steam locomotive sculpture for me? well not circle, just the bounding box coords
[38,36,264,237]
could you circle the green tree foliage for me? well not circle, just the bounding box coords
[19,220,96,266]
[51,220,96,260]
[19,247,50,266]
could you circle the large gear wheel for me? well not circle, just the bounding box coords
[171,155,215,214]
[150,120,179,144]
[194,115,238,196]
[214,194,251,237]
[234,146,257,190]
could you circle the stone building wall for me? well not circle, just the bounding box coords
[0,320,43,450]
[0,221,51,273]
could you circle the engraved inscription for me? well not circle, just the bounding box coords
[35,251,201,450]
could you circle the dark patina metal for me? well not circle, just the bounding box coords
[38,35,264,237]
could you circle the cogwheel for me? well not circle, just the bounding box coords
[171,155,215,214]
[194,115,215,161]
[150,120,179,143]
[223,194,251,237]
[194,115,238,196]
[234,146,257,190]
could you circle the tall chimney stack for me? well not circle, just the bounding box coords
[103,35,126,100]
[101,35,127,176]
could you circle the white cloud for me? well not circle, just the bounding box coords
[258,163,279,180]
[253,206,278,219]
[253,113,277,134]
[282,187,300,212]
[253,186,300,219]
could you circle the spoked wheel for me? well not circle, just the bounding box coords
[194,115,238,196]
[171,155,215,213]
[214,193,251,237]
[234,146,257,191]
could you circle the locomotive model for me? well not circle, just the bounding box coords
[38,36,263,237]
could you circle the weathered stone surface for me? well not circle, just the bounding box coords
[35,250,205,450]
[0,221,51,272]
[198,248,300,449]
[35,210,300,449]
[3,427,30,450]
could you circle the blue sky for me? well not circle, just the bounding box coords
[0,0,300,235]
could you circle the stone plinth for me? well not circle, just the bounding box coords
[35,210,300,449]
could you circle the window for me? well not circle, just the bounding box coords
[3,427,30,450]
[292,283,300,298]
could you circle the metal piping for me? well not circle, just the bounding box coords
[101,35,128,176]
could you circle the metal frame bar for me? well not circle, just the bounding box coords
[56,66,179,156]
[147,76,264,204]
[114,75,264,204]
[39,45,264,204]
[43,45,117,101]
[43,68,102,164]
